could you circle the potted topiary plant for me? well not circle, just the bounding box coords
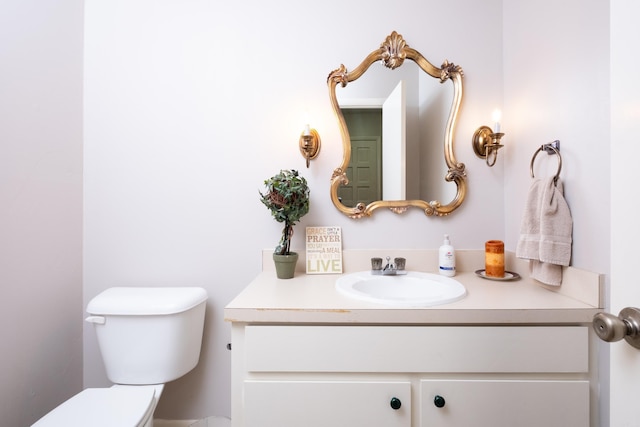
[260,169,310,279]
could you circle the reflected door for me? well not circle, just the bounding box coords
[382,80,406,200]
[338,109,382,206]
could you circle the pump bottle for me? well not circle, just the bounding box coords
[439,234,456,277]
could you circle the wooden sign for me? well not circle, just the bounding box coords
[305,226,343,274]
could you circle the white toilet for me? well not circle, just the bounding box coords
[33,286,208,427]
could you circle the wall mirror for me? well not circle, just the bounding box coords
[328,31,466,218]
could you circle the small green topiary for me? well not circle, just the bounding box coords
[260,169,310,255]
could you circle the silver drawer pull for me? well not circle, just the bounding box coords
[593,307,640,349]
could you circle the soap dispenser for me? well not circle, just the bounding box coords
[439,234,456,277]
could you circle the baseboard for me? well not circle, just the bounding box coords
[154,416,231,427]
[154,420,195,427]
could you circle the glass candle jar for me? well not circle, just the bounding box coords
[485,240,505,278]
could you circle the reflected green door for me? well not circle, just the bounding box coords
[338,109,382,207]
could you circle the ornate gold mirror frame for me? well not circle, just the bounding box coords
[328,31,466,218]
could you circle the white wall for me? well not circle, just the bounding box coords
[0,0,84,425]
[503,0,610,279]
[0,0,614,423]
[83,0,504,419]
[502,2,611,424]
[82,0,611,422]
[0,0,617,423]
[610,2,640,426]
[0,0,612,424]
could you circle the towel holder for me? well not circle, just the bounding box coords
[530,140,562,183]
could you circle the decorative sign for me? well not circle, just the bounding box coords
[305,226,343,274]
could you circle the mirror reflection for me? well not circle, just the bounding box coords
[328,31,466,218]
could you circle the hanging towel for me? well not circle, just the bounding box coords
[516,177,572,286]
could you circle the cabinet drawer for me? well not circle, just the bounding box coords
[245,325,588,373]
[244,380,411,427]
[420,379,589,427]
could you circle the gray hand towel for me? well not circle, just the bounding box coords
[516,177,573,286]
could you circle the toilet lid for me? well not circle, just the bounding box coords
[32,387,156,427]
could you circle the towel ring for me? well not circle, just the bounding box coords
[530,140,562,183]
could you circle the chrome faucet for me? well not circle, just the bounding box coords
[371,256,407,275]
[382,256,397,275]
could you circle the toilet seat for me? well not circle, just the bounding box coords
[32,386,157,427]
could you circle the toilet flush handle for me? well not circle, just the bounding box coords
[85,316,106,325]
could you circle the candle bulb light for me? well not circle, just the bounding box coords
[472,108,506,167]
[299,122,321,168]
[492,109,501,134]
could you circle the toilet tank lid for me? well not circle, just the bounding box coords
[87,287,208,316]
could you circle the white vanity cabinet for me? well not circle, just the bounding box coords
[230,324,592,427]
[225,266,601,426]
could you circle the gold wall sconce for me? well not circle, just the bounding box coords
[299,124,321,168]
[472,109,505,167]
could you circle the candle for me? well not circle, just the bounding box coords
[485,240,505,278]
[492,109,502,134]
[304,124,311,136]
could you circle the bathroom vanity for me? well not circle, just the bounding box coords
[225,250,602,427]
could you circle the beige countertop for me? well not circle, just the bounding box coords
[224,250,603,325]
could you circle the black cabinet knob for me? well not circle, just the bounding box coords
[390,397,402,410]
[434,395,446,408]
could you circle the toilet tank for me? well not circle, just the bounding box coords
[86,287,208,385]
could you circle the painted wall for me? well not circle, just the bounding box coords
[503,0,610,278]
[0,0,84,425]
[0,0,616,424]
[503,2,610,424]
[83,0,503,419]
[610,2,640,426]
[84,0,611,421]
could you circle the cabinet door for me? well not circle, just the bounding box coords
[420,379,589,427]
[244,380,411,427]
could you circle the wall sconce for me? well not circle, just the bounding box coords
[472,109,505,167]
[299,124,321,168]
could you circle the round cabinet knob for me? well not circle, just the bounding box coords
[434,395,446,408]
[390,397,402,410]
[593,312,627,342]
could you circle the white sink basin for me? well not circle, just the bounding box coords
[335,271,467,307]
